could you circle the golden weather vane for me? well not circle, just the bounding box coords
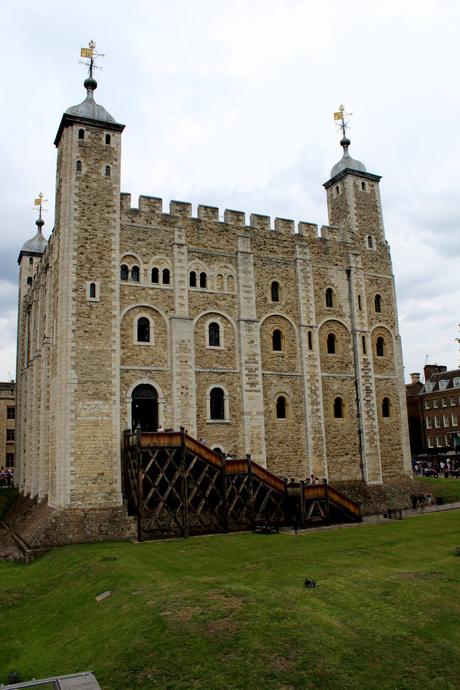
[33,192,47,221]
[79,39,105,78]
[333,104,353,139]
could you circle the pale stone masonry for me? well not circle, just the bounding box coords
[0,382,15,469]
[15,73,412,530]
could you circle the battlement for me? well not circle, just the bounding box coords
[120,193,351,243]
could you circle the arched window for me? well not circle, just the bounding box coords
[208,322,220,347]
[105,133,111,145]
[227,275,235,292]
[374,294,382,313]
[362,335,367,354]
[367,235,373,249]
[78,128,85,140]
[276,396,287,419]
[137,317,150,343]
[308,331,313,350]
[216,274,224,291]
[162,268,170,285]
[325,288,334,308]
[210,387,225,420]
[358,295,362,311]
[382,397,391,417]
[105,165,111,178]
[151,267,159,284]
[199,272,207,289]
[76,160,82,174]
[27,277,32,286]
[272,329,282,352]
[89,282,96,299]
[131,265,140,282]
[271,281,280,302]
[120,264,129,281]
[189,271,196,287]
[376,336,385,357]
[333,397,344,419]
[361,181,366,191]
[327,333,336,354]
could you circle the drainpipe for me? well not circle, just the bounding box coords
[346,267,366,481]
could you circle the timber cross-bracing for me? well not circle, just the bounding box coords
[122,429,362,541]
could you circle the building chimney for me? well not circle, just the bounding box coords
[410,373,421,384]
[424,364,447,382]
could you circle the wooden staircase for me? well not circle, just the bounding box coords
[123,429,361,541]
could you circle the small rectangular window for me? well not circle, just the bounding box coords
[6,453,14,467]
[439,380,449,390]
[424,400,431,409]
[427,437,434,448]
[442,398,447,407]
[7,407,15,419]
[433,399,438,408]
[443,414,449,427]
[426,417,432,429]
[451,398,456,406]
[6,429,15,441]
[451,414,458,426]
[436,436,442,448]
[308,331,313,350]
[434,416,440,428]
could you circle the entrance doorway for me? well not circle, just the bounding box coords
[131,384,158,432]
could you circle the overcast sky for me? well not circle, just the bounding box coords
[1,0,459,382]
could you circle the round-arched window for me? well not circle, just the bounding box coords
[276,396,287,419]
[271,281,280,302]
[208,322,220,347]
[131,265,140,282]
[333,397,344,419]
[327,333,336,354]
[382,397,391,417]
[325,288,334,308]
[189,271,197,287]
[210,387,225,420]
[376,336,385,357]
[137,317,150,343]
[151,267,159,284]
[272,329,282,352]
[374,294,382,313]
[120,264,129,281]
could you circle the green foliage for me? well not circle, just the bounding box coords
[1,512,460,689]
[0,488,18,521]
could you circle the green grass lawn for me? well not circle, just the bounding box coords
[1,512,460,690]
[415,476,460,502]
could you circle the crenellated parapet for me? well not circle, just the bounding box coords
[119,194,355,249]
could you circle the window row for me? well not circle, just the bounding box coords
[76,160,112,177]
[325,287,383,313]
[426,414,458,429]
[424,396,460,409]
[78,129,112,145]
[427,435,453,449]
[326,332,386,357]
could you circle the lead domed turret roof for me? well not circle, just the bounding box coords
[21,218,47,255]
[65,77,116,123]
[330,137,367,178]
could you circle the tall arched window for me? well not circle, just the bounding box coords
[362,335,367,354]
[325,288,334,308]
[105,133,111,145]
[376,336,385,357]
[210,387,225,420]
[137,317,150,343]
[105,165,111,178]
[271,281,280,302]
[367,235,374,249]
[200,272,207,288]
[76,160,82,174]
[382,397,391,417]
[162,268,170,285]
[89,282,96,299]
[120,264,129,281]
[333,397,344,418]
[151,267,159,284]
[276,396,287,419]
[327,333,336,354]
[374,294,382,313]
[131,265,140,282]
[272,329,282,351]
[78,129,85,140]
[189,271,197,287]
[208,322,220,347]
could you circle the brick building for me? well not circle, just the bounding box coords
[0,381,16,469]
[15,63,412,541]
[406,365,460,457]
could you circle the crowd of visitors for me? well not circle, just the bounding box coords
[0,467,14,488]
[412,458,460,478]
[410,491,434,509]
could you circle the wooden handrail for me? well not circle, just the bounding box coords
[327,485,361,517]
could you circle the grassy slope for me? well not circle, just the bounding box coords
[415,476,460,501]
[1,512,460,690]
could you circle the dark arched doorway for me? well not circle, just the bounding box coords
[131,384,158,432]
